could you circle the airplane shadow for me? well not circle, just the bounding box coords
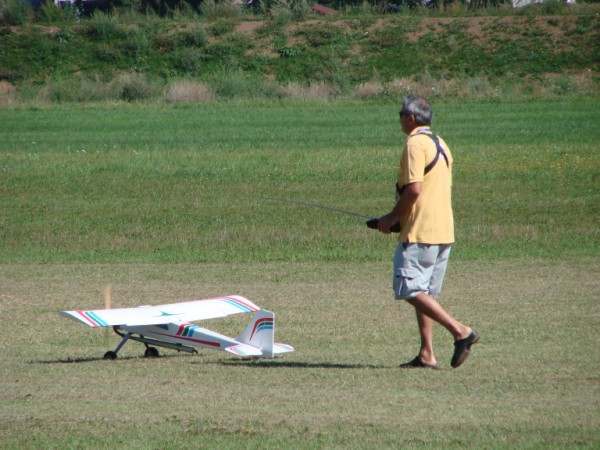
[32,355,392,369]
[32,357,393,369]
[31,353,188,364]
[208,360,394,370]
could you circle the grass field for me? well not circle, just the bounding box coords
[2,99,598,262]
[1,98,599,448]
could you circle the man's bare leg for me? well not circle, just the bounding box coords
[408,292,471,341]
[416,310,437,365]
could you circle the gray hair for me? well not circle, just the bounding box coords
[400,95,433,126]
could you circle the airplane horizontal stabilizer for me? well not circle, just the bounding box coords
[273,343,295,354]
[224,343,263,357]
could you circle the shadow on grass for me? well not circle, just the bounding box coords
[31,353,190,364]
[210,360,394,369]
[32,355,393,369]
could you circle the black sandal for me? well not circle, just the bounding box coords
[451,330,480,368]
[400,356,441,370]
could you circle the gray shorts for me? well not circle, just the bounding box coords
[393,243,452,300]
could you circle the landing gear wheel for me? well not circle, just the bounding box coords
[144,347,159,358]
[103,351,117,360]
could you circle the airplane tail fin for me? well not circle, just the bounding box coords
[237,310,294,358]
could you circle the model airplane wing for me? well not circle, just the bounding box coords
[59,295,260,327]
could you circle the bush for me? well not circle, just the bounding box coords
[37,78,78,102]
[140,0,202,17]
[38,1,77,23]
[81,12,126,40]
[95,44,123,62]
[207,70,282,99]
[154,28,207,52]
[541,0,567,13]
[204,32,249,68]
[120,27,150,60]
[200,0,241,21]
[269,0,292,25]
[0,0,31,25]
[175,47,207,72]
[208,70,257,98]
[258,0,310,21]
[37,78,117,103]
[76,77,113,101]
[178,27,207,47]
[111,72,161,102]
[208,18,236,36]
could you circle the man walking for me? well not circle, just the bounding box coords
[377,95,479,369]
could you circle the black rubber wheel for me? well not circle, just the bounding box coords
[144,347,159,358]
[103,351,117,360]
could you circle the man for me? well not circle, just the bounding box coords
[377,95,479,369]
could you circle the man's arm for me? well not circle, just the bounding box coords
[377,181,421,234]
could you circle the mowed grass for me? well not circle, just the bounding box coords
[1,259,598,448]
[1,99,599,448]
[1,99,598,262]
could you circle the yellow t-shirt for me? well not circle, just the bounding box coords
[398,126,454,244]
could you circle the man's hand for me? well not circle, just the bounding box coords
[366,218,401,232]
[375,181,420,234]
[377,213,399,234]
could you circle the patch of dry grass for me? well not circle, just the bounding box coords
[280,81,341,100]
[354,80,384,98]
[350,74,600,101]
[0,81,17,104]
[165,80,217,103]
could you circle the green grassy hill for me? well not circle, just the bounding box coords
[1,10,598,101]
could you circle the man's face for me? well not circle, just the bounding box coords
[399,111,415,135]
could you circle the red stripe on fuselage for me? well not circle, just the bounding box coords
[153,331,221,347]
